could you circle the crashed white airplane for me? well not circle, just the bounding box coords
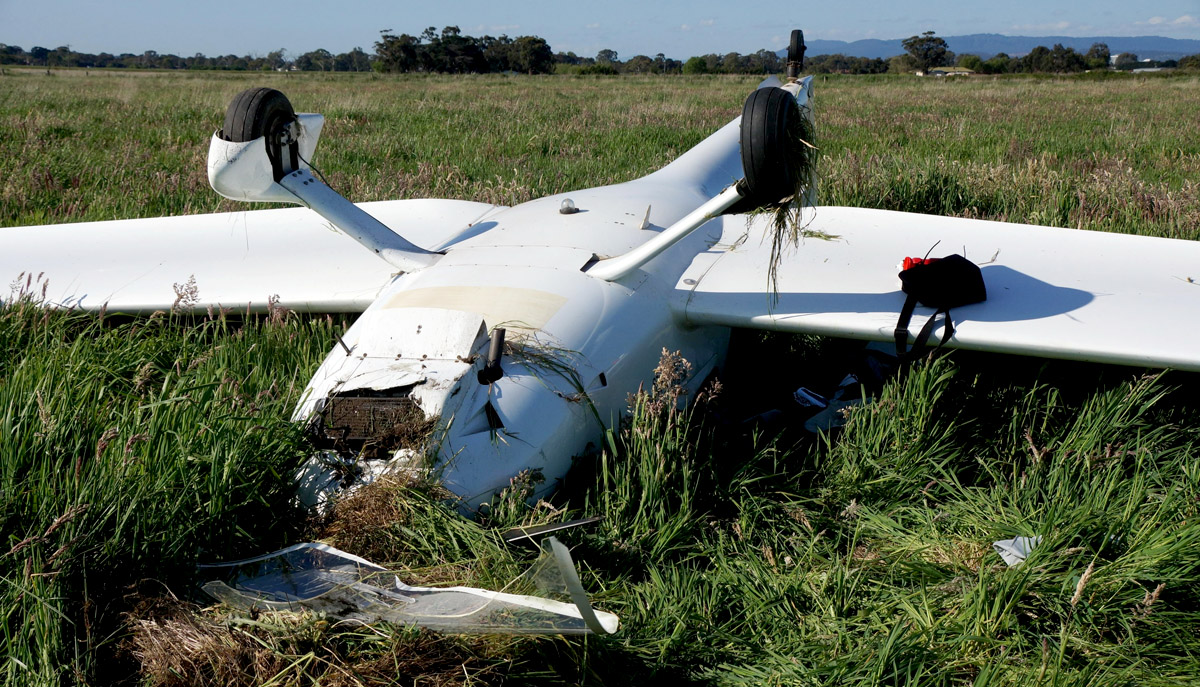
[4,32,1199,513]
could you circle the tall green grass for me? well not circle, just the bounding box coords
[578,353,1200,686]
[0,304,336,684]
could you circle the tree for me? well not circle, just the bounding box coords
[1085,43,1110,69]
[682,56,708,74]
[578,63,617,75]
[510,36,553,74]
[0,44,23,65]
[1020,45,1052,73]
[1048,44,1086,73]
[1179,54,1200,70]
[982,52,1013,74]
[263,49,288,71]
[888,54,915,74]
[482,35,513,72]
[334,47,372,72]
[595,49,618,65]
[956,54,983,71]
[753,49,781,73]
[624,54,653,73]
[902,31,953,72]
[295,49,333,71]
[719,52,742,73]
[430,26,486,73]
[374,31,421,72]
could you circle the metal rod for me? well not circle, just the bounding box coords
[585,184,745,282]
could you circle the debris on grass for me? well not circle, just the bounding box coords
[198,540,618,635]
[993,535,1043,567]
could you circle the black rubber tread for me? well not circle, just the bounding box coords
[788,30,805,65]
[738,86,798,207]
[221,87,295,143]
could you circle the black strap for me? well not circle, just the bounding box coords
[894,292,919,358]
[895,293,955,361]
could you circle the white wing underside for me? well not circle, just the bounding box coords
[676,206,1200,372]
[0,199,502,313]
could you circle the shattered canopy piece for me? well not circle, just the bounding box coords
[199,539,618,635]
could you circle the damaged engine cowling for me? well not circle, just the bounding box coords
[294,306,488,509]
[308,387,435,462]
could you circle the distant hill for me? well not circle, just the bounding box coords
[787,34,1200,61]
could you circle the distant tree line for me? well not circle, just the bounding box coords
[677,51,782,74]
[2,29,1198,76]
[952,43,1183,74]
[0,43,372,71]
[551,49,683,75]
[893,32,1195,75]
[374,26,553,74]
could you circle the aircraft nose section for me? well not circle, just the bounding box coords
[292,286,609,513]
[438,367,600,511]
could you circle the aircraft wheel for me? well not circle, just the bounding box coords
[788,30,806,65]
[221,87,296,143]
[738,86,802,208]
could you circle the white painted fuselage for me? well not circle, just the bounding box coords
[295,109,748,508]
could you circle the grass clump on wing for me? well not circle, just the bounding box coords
[763,98,819,292]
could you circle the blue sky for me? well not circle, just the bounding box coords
[2,0,1198,60]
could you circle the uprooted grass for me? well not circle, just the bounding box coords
[126,593,284,686]
[760,96,819,292]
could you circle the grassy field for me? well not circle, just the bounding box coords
[2,69,1200,686]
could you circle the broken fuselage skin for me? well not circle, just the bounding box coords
[293,106,761,511]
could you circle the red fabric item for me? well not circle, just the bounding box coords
[902,256,940,271]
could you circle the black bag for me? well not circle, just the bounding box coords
[894,254,987,360]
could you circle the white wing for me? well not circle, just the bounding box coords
[1,199,502,314]
[674,206,1200,371]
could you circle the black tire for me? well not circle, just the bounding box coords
[788,30,806,65]
[221,87,295,143]
[737,86,801,209]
